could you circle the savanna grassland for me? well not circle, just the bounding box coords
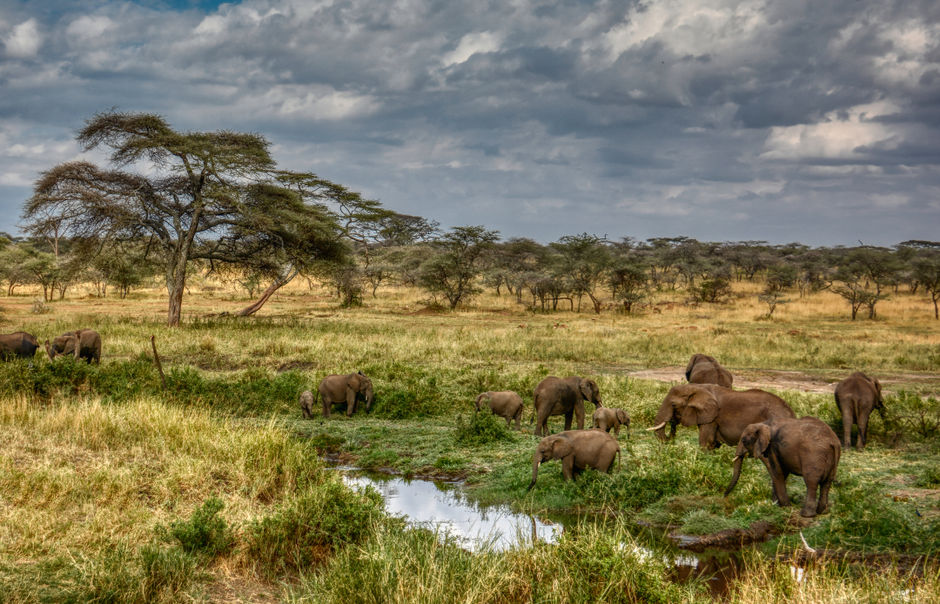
[1,278,939,603]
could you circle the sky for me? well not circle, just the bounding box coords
[1,0,938,247]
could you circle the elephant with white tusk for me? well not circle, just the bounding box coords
[316,371,375,417]
[532,376,602,436]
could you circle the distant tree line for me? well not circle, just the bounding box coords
[12,111,940,323]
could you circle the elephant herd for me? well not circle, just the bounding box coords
[302,354,886,519]
[0,329,102,364]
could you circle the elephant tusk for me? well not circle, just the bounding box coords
[731,454,743,464]
[646,421,667,431]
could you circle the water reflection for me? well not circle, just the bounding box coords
[339,470,562,552]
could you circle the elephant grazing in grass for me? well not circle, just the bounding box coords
[45,329,101,364]
[685,353,733,388]
[528,430,620,490]
[592,407,630,437]
[317,372,374,417]
[834,372,885,450]
[725,417,841,518]
[648,383,795,449]
[475,391,525,430]
[532,376,602,436]
[0,332,40,360]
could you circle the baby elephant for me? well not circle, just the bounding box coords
[475,391,525,430]
[592,407,630,437]
[318,371,374,417]
[724,417,841,518]
[528,430,620,490]
[45,329,102,364]
[299,390,316,419]
[834,371,884,450]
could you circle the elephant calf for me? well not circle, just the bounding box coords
[0,331,40,360]
[592,407,630,437]
[528,430,620,490]
[834,371,884,450]
[475,391,524,430]
[685,353,733,388]
[317,371,375,417]
[724,417,841,518]
[299,390,316,419]
[45,329,101,364]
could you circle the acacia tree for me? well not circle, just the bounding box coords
[23,111,350,326]
[418,225,499,309]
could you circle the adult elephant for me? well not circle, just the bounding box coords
[532,376,602,436]
[834,371,884,450]
[685,353,733,388]
[724,417,841,518]
[528,430,620,490]
[45,329,101,364]
[0,331,40,360]
[318,371,374,417]
[592,407,630,437]
[475,391,525,430]
[647,383,795,449]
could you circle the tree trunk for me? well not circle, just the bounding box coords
[237,267,299,316]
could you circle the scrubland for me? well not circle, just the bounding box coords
[0,279,938,602]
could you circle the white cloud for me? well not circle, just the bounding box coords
[442,31,501,66]
[65,15,114,44]
[4,18,42,58]
[262,85,381,120]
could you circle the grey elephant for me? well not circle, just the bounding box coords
[528,430,620,490]
[724,417,841,517]
[45,329,101,364]
[299,390,316,419]
[647,383,795,449]
[532,376,602,436]
[592,407,630,437]
[317,371,374,417]
[834,371,884,450]
[475,391,525,430]
[685,353,733,388]
[0,331,40,360]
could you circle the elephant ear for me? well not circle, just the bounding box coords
[579,379,599,403]
[679,389,718,426]
[551,438,574,459]
[617,409,629,424]
[347,373,362,392]
[753,424,772,457]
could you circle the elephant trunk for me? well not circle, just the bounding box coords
[724,454,745,496]
[528,455,542,491]
[44,340,54,361]
[365,389,375,412]
[649,404,674,442]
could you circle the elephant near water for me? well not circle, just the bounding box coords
[592,407,630,437]
[45,329,101,364]
[317,372,374,417]
[685,353,733,388]
[724,417,841,518]
[532,376,602,436]
[834,372,885,450]
[528,430,620,490]
[475,391,524,430]
[0,331,40,360]
[647,383,795,449]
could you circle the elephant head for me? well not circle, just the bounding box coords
[870,376,885,417]
[724,423,772,496]
[349,371,374,412]
[577,378,602,407]
[685,354,716,381]
[615,409,630,432]
[647,384,719,441]
[528,435,573,490]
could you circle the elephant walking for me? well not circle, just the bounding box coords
[685,353,733,388]
[834,372,884,450]
[317,372,374,417]
[0,331,40,360]
[528,430,620,490]
[647,383,795,449]
[724,417,841,518]
[45,329,101,364]
[591,407,630,437]
[475,391,524,430]
[532,376,602,436]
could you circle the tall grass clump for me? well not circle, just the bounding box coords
[453,410,515,446]
[159,497,234,559]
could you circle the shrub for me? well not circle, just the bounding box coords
[454,411,514,446]
[161,497,234,559]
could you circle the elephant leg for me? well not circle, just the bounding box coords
[346,391,356,417]
[775,472,791,507]
[613,425,620,437]
[563,410,573,432]
[697,424,718,450]
[800,476,820,517]
[561,455,575,481]
[574,404,585,430]
[857,410,871,450]
[536,407,551,436]
[818,479,832,515]
[322,397,331,418]
[840,402,854,449]
[514,408,522,431]
[504,414,512,428]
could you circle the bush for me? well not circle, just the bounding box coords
[885,390,940,442]
[160,497,234,559]
[454,411,514,446]
[139,545,196,602]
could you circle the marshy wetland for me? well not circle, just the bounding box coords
[1,279,938,602]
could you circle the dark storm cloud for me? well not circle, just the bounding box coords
[0,0,938,245]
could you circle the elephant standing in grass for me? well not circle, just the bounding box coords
[724,417,841,518]
[318,372,374,417]
[45,329,101,364]
[528,430,620,490]
[475,391,524,430]
[685,353,733,388]
[532,376,602,436]
[592,407,630,437]
[834,372,884,450]
[648,383,795,449]
[299,390,316,419]
[0,332,40,360]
